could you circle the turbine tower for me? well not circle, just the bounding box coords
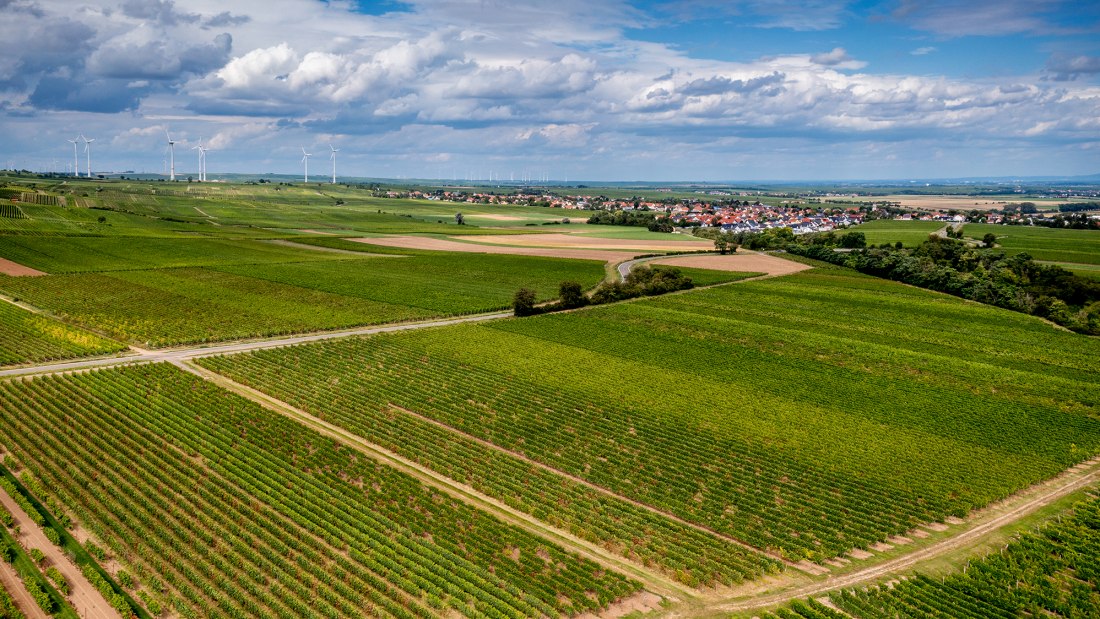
[67,138,80,177]
[81,135,95,178]
[165,128,176,181]
[301,148,312,183]
[329,144,339,184]
[192,138,207,182]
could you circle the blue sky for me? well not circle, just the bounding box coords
[1,0,1098,181]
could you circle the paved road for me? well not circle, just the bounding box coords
[0,311,510,379]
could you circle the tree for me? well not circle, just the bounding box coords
[454,212,465,225]
[557,281,588,309]
[512,288,538,316]
[714,236,731,255]
[838,231,866,249]
[983,232,997,248]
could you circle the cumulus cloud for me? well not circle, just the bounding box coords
[1044,54,1100,81]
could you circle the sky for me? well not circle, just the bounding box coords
[1,0,1099,182]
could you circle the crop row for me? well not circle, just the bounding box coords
[199,349,783,588]
[827,492,1100,618]
[0,364,639,618]
[200,268,1100,562]
[0,301,124,366]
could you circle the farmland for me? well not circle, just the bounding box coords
[964,223,1100,265]
[0,301,125,367]
[850,219,945,247]
[762,492,1100,618]
[0,364,640,618]
[199,268,1100,565]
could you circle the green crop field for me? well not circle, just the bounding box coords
[852,219,945,246]
[201,269,1100,564]
[0,253,603,347]
[0,364,640,618]
[965,223,1100,265]
[0,301,124,366]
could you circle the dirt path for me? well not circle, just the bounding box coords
[0,558,50,619]
[178,360,697,603]
[700,456,1100,615]
[0,487,118,619]
[0,258,46,277]
[386,405,805,573]
[261,239,403,257]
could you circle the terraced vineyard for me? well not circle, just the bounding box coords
[762,492,1100,618]
[202,269,1100,564]
[0,301,124,366]
[0,364,639,618]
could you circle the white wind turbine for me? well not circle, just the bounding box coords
[81,134,95,178]
[165,128,176,181]
[67,137,80,177]
[192,138,208,182]
[329,144,339,184]
[301,148,312,183]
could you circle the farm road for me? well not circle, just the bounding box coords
[0,487,118,619]
[0,559,49,619]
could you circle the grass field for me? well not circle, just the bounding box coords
[964,223,1100,265]
[199,269,1100,564]
[0,364,640,617]
[851,219,945,246]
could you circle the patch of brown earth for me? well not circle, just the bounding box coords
[0,258,46,277]
[649,253,811,277]
[351,236,634,262]
[463,232,714,251]
[577,591,663,619]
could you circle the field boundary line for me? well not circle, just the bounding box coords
[176,359,698,602]
[385,404,807,573]
[704,455,1100,615]
[0,558,49,619]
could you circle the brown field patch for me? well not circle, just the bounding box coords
[461,232,714,251]
[850,194,1072,212]
[648,253,810,277]
[0,257,46,276]
[351,236,636,262]
[470,213,527,221]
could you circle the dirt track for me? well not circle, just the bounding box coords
[0,486,117,618]
[648,253,812,276]
[0,258,46,277]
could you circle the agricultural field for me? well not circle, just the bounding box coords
[850,219,945,246]
[964,223,1100,265]
[0,301,124,366]
[0,364,641,618]
[761,492,1100,618]
[0,252,604,347]
[199,268,1100,565]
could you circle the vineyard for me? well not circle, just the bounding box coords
[0,364,640,618]
[201,269,1100,564]
[0,301,124,367]
[0,252,604,347]
[850,219,945,247]
[761,492,1100,618]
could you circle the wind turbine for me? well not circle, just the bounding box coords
[165,128,176,181]
[81,135,95,178]
[301,148,312,183]
[192,138,207,182]
[329,144,339,184]
[67,137,80,177]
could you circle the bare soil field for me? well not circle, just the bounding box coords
[649,253,811,277]
[352,236,636,262]
[457,232,714,251]
[0,258,46,277]
[852,195,1071,211]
